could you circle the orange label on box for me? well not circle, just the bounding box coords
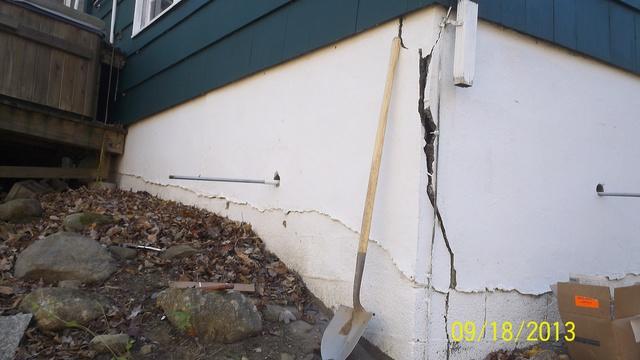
[575,295,600,309]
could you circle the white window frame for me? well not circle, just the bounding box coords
[132,0,181,37]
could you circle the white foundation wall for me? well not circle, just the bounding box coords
[118,6,448,359]
[425,17,640,359]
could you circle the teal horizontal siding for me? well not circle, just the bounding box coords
[87,0,639,125]
[477,0,640,74]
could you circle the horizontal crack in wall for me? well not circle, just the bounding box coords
[118,172,427,288]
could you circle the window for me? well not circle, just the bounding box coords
[132,0,181,36]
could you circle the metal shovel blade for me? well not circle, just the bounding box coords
[321,305,373,360]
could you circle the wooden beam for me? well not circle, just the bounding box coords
[0,100,125,154]
[0,166,98,179]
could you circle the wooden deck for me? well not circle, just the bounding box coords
[0,0,125,180]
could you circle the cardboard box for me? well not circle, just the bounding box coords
[557,281,640,360]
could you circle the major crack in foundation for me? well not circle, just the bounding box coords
[418,45,456,291]
[118,172,427,289]
[418,14,456,359]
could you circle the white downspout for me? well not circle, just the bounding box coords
[109,0,117,43]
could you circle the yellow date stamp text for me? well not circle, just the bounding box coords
[450,321,575,343]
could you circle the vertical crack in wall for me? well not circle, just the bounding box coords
[418,15,456,358]
[418,49,456,290]
[398,17,408,49]
[444,292,451,360]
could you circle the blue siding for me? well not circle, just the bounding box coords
[501,0,526,29]
[525,0,554,41]
[87,0,640,125]
[610,3,637,70]
[553,0,577,49]
[576,0,610,61]
[636,14,640,73]
[477,0,640,73]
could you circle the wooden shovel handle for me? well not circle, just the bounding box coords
[353,37,401,310]
[357,37,401,255]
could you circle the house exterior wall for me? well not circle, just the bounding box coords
[115,4,640,360]
[117,7,447,359]
[425,17,640,359]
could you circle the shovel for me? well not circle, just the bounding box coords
[321,37,401,360]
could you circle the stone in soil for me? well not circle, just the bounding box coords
[280,353,295,360]
[0,313,32,360]
[63,212,114,232]
[156,288,262,343]
[530,350,560,360]
[4,180,53,201]
[19,287,111,331]
[90,333,131,354]
[0,198,42,222]
[286,320,321,354]
[140,344,154,355]
[0,221,15,241]
[262,304,300,324]
[14,232,117,284]
[88,181,117,191]
[108,245,138,260]
[160,244,199,260]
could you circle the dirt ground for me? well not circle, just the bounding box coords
[0,187,347,359]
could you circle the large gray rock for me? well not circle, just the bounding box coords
[19,288,111,331]
[4,180,53,201]
[0,199,42,222]
[0,313,32,360]
[161,244,199,260]
[14,232,117,284]
[157,288,262,343]
[63,212,114,232]
[90,333,131,354]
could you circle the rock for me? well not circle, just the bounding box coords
[262,304,300,324]
[14,232,117,284]
[286,321,321,354]
[140,344,153,355]
[531,350,560,360]
[0,313,32,360]
[558,355,570,360]
[160,245,199,260]
[58,280,81,289]
[90,333,131,354]
[108,246,137,260]
[0,199,42,222]
[19,288,111,331]
[156,288,262,343]
[0,221,15,241]
[63,212,114,232]
[88,182,117,191]
[287,320,313,336]
[4,180,52,201]
[280,353,295,360]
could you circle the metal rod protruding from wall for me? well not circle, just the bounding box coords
[596,184,640,198]
[170,172,280,187]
